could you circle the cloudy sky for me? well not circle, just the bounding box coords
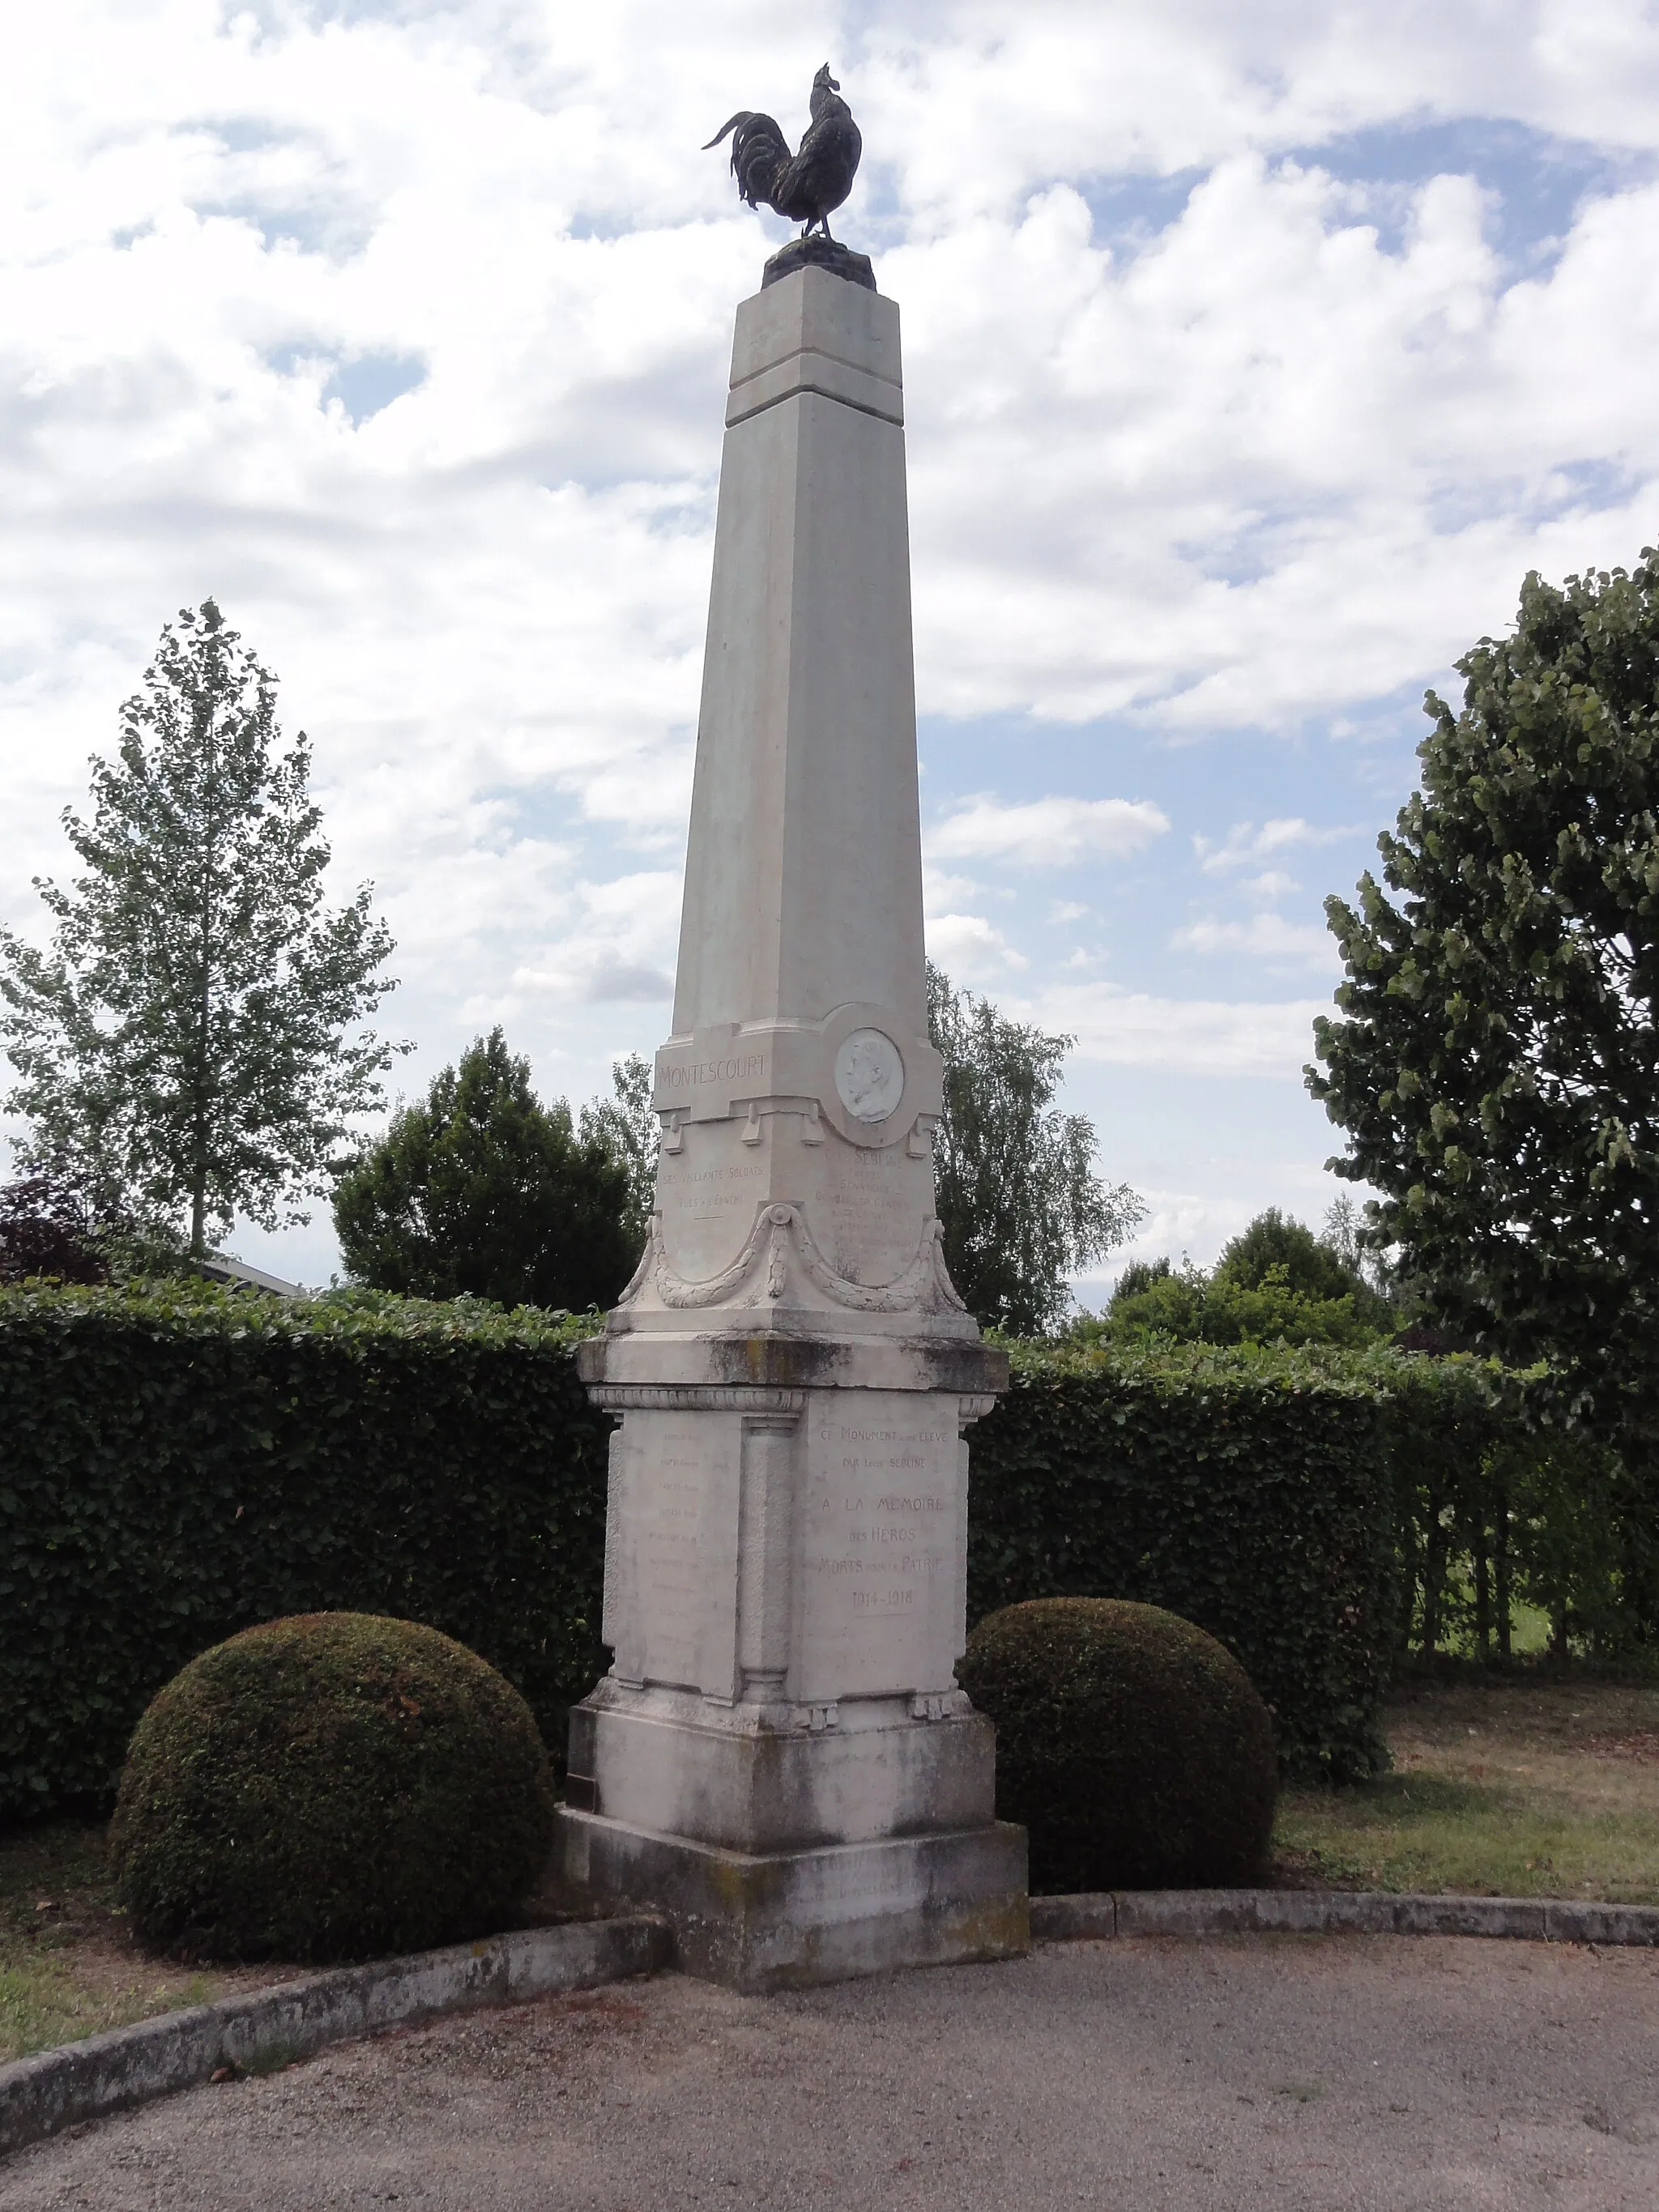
[5,1,1659,1298]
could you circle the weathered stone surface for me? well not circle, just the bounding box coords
[1027,1894,1120,1940]
[607,268,957,1345]
[588,1381,992,1724]
[1544,1897,1659,1945]
[0,1918,669,2159]
[561,1809,1027,1991]
[1113,1890,1397,1937]
[568,1687,996,1853]
[562,262,1021,1984]
[574,1328,1007,1396]
[1029,1888,1659,1946]
[1390,1892,1549,1941]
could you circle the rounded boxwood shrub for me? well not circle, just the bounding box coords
[110,1612,557,1961]
[957,1597,1277,1894]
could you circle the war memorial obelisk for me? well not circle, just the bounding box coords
[558,79,1026,1988]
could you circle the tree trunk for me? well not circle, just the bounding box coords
[1421,1488,1444,1662]
[192,906,211,1259]
[1495,1481,1512,1664]
[1473,1515,1492,1664]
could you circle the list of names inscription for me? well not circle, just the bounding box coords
[799,1391,961,1701]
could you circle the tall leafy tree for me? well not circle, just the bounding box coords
[1308,553,1659,1441]
[1320,1193,1393,1298]
[1213,1205,1373,1305]
[927,962,1142,1334]
[578,1051,658,1255]
[0,601,401,1258]
[333,1029,635,1310]
[1096,1207,1392,1349]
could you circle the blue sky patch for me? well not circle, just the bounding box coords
[323,354,428,424]
[1290,118,1643,268]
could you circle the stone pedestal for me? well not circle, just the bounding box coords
[560,261,1026,1990]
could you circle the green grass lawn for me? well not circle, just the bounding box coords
[1,1810,585,2067]
[1274,1676,1659,1903]
[8,1674,1657,2065]
[0,1819,238,2065]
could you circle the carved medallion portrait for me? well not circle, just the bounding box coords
[833,1028,905,1123]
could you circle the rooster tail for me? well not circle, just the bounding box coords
[702,112,753,151]
[706,110,792,215]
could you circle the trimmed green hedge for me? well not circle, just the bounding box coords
[958,1597,1279,1890]
[112,1613,557,1960]
[2,1285,1477,1814]
[0,1283,610,1818]
[965,1340,1440,1781]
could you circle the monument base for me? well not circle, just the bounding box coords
[558,1805,1028,1991]
[565,1684,1000,1850]
[762,233,876,292]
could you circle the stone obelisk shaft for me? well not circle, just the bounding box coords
[674,275,924,1035]
[602,269,966,1339]
[564,262,1023,1989]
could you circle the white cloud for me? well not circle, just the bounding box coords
[1241,869,1299,901]
[928,793,1171,868]
[1068,1170,1339,1295]
[1170,913,1335,966]
[582,960,674,1002]
[6,0,1659,1280]
[1195,818,1357,873]
[7,14,1659,900]
[509,869,680,1005]
[1073,1191,1256,1289]
[921,863,984,911]
[903,152,1659,730]
[925,913,1029,978]
[1030,982,1328,1077]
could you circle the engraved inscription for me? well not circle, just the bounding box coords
[826,1145,898,1255]
[658,1155,767,1225]
[656,1125,771,1278]
[800,1398,960,1699]
[660,1051,768,1093]
[638,1421,704,1686]
[819,1143,932,1284]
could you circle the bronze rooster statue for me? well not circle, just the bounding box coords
[704,65,862,241]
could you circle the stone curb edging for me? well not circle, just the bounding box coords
[1030,1888,1659,1946]
[11,1890,1651,2160]
[0,1914,669,2162]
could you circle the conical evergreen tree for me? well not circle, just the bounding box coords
[334,1029,636,1311]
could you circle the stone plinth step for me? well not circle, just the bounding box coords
[560,1805,1028,1991]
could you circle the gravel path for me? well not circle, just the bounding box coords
[5,1935,1658,2210]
